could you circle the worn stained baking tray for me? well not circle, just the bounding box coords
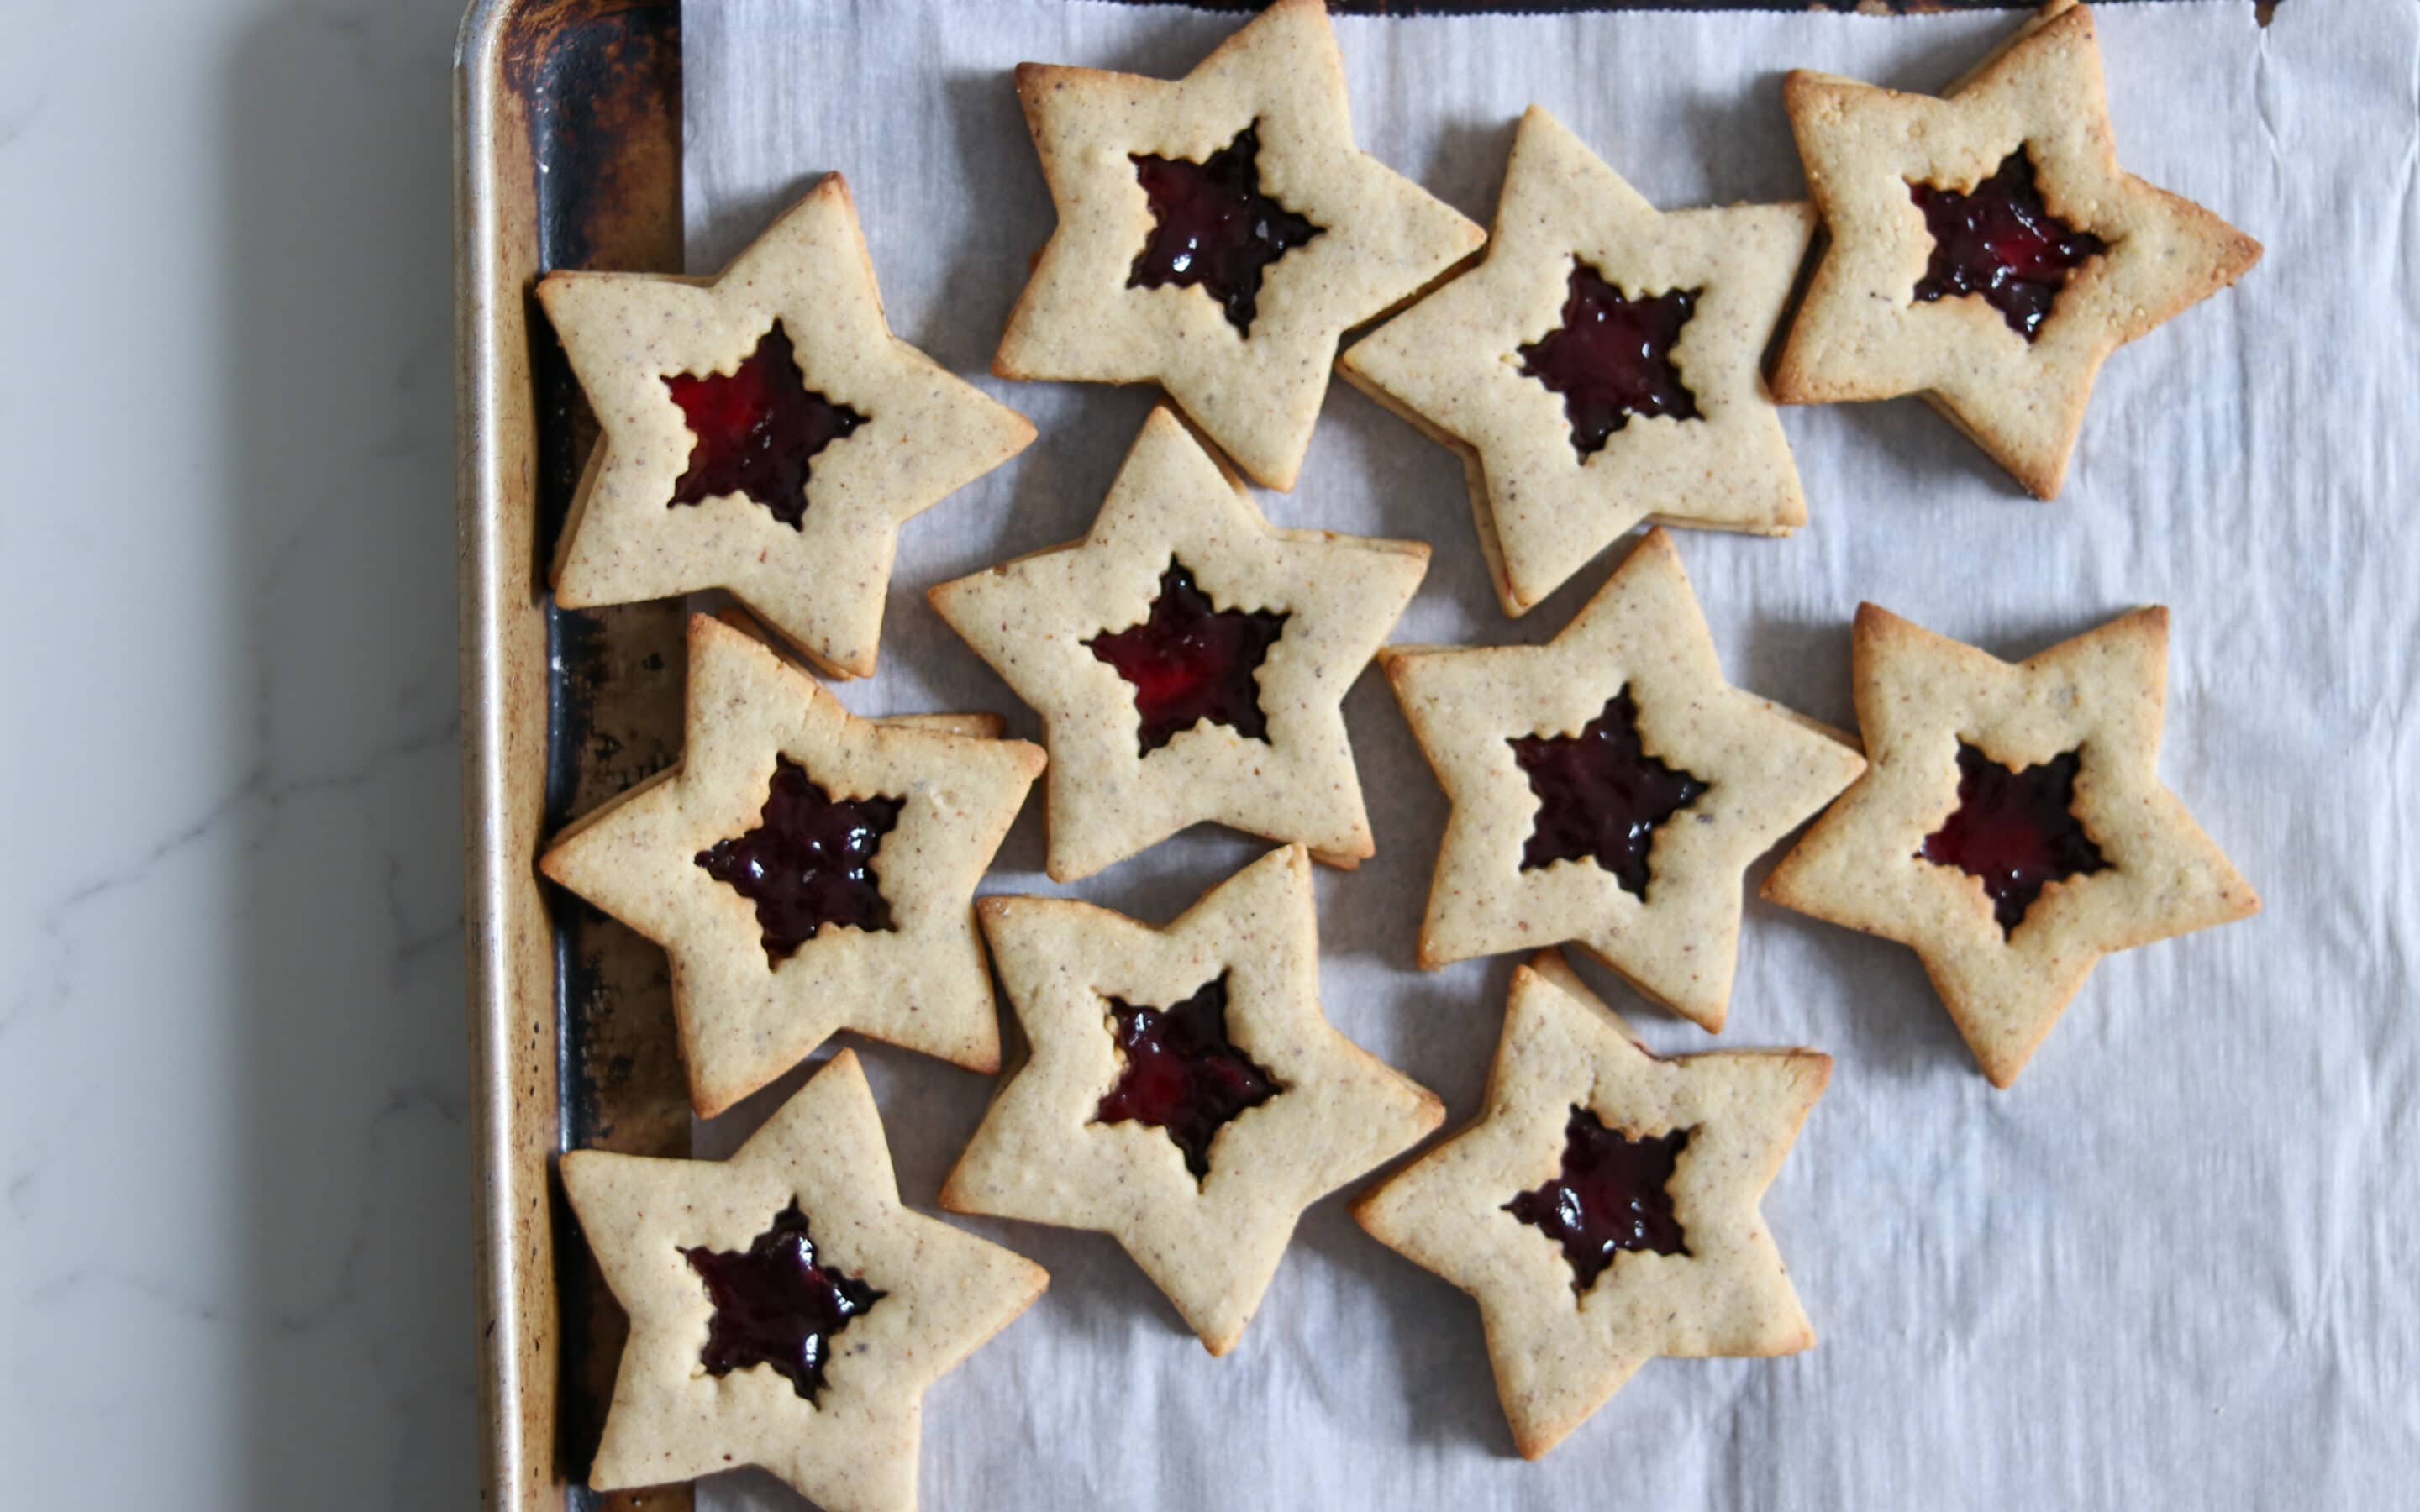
[451,0,2218,1508]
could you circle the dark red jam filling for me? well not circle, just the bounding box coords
[1908,148,2108,342]
[1094,974,1280,1183]
[663,322,869,528]
[1918,742,2109,937]
[1508,687,1709,899]
[1504,1107,1691,1296]
[681,1200,884,1403]
[1516,264,1700,457]
[1128,123,1324,336]
[1086,561,1289,756]
[695,756,903,963]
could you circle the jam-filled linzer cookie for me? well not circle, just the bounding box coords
[1381,529,1865,1032]
[994,0,1485,491]
[929,407,1428,882]
[1340,106,1813,618]
[940,845,1443,1356]
[539,614,1044,1117]
[1355,952,1829,1459]
[560,1050,1048,1510]
[538,174,1035,679]
[1772,0,2260,500]
[1760,603,2258,1087]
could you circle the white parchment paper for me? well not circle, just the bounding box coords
[679,3,2420,1506]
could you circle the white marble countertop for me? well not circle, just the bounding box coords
[0,0,474,1503]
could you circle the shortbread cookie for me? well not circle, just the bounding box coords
[929,407,1428,881]
[1340,106,1812,617]
[939,844,1443,1356]
[539,174,1035,678]
[1772,0,2260,499]
[1355,953,1828,1459]
[560,1050,1048,1510]
[994,0,1485,491]
[540,614,1044,1116]
[1381,529,1865,1032]
[1761,603,2258,1086]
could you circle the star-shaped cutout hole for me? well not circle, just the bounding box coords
[1516,265,1701,457]
[681,1198,886,1403]
[665,321,869,528]
[1910,147,2107,342]
[1086,560,1289,756]
[1094,973,1282,1183]
[1503,1107,1692,1297]
[1510,686,1711,898]
[1128,123,1324,336]
[693,755,903,963]
[1918,742,2109,937]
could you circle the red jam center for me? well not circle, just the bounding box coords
[663,322,869,528]
[1909,149,2108,342]
[1516,263,1700,457]
[681,1200,884,1403]
[1508,687,1709,899]
[1128,123,1324,336]
[1094,974,1280,1183]
[1504,1107,1691,1296]
[1919,742,2109,937]
[1086,561,1289,756]
[695,756,903,963]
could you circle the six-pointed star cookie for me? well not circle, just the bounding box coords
[540,614,1045,1116]
[929,406,1428,881]
[539,174,1036,678]
[994,0,1485,491]
[1340,105,1813,617]
[560,1049,1048,1511]
[1355,952,1828,1459]
[1771,0,2261,500]
[939,844,1444,1356]
[1381,529,1866,1032]
[1761,602,2258,1087]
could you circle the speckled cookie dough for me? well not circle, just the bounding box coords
[540,614,1044,1116]
[1340,105,1812,617]
[538,174,1035,678]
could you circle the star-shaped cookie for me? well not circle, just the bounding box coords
[1760,602,2259,1086]
[939,844,1444,1356]
[1355,952,1828,1459]
[539,174,1036,678]
[994,0,1485,491]
[1771,0,2261,499]
[1381,528,1866,1032]
[929,406,1428,881]
[539,613,1045,1116]
[560,1049,1048,1509]
[1340,105,1812,617]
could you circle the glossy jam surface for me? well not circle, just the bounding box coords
[1094,974,1280,1182]
[695,756,903,963]
[1909,149,2108,342]
[1516,264,1700,457]
[1086,562,1289,755]
[1505,1107,1691,1296]
[663,322,868,528]
[1509,688,1709,898]
[1919,742,2109,937]
[1128,124,1323,335]
[681,1200,884,1403]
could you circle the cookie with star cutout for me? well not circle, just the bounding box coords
[538,173,1035,679]
[1340,105,1813,617]
[1771,0,2261,499]
[560,1049,1048,1510]
[1355,951,1829,1459]
[1760,603,2259,1087]
[994,0,1485,491]
[1381,529,1866,1032]
[929,406,1428,882]
[939,844,1444,1357]
[539,613,1044,1117]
